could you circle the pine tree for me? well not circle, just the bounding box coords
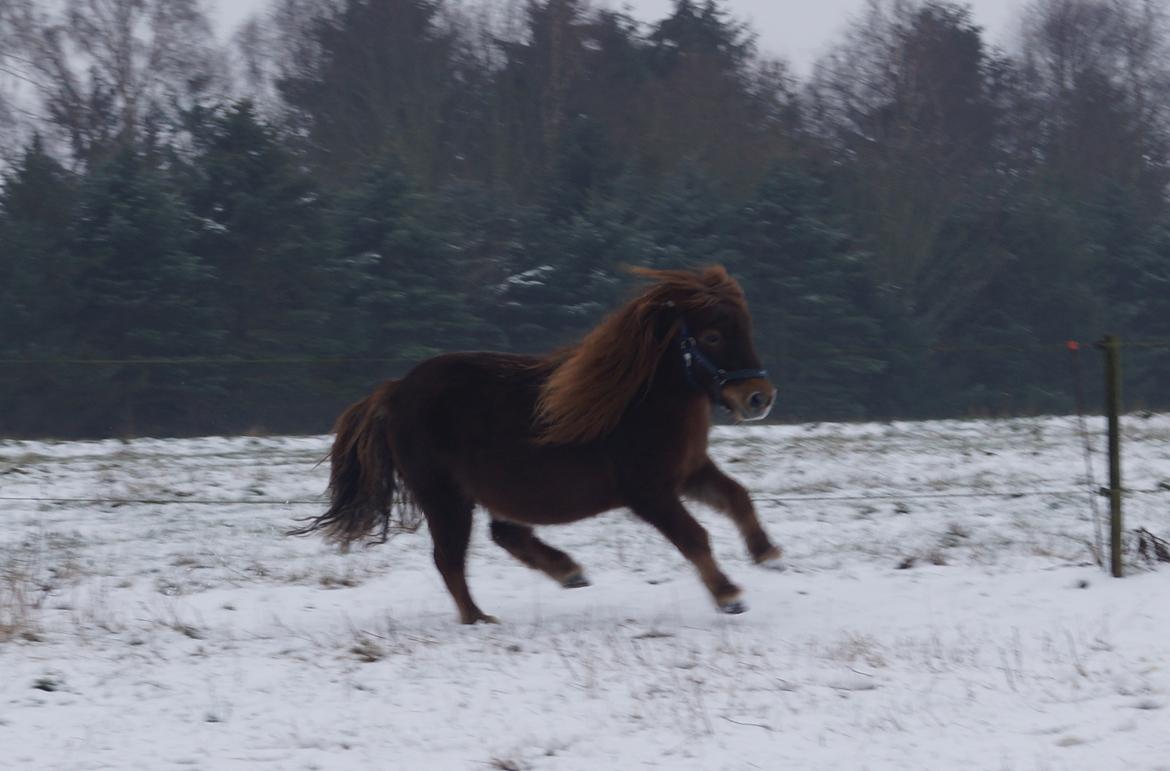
[177,101,340,429]
[641,0,780,189]
[729,167,885,420]
[0,137,82,435]
[332,158,494,371]
[0,136,77,355]
[181,102,335,353]
[632,166,739,267]
[1092,186,1170,405]
[68,147,222,434]
[276,0,474,186]
[1126,224,1170,399]
[933,192,1099,416]
[492,202,629,353]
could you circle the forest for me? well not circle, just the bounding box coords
[0,0,1168,437]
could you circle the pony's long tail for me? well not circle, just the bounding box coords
[289,380,421,547]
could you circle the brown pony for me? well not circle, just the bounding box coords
[292,266,783,623]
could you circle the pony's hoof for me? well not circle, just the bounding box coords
[560,571,591,589]
[718,599,748,615]
[462,613,500,625]
[753,545,785,570]
[758,555,787,572]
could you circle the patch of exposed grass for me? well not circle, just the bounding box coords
[350,634,386,663]
[1,555,43,643]
[824,632,888,668]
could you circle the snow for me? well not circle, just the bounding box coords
[2,415,1169,770]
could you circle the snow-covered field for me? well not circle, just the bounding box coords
[2,415,1169,770]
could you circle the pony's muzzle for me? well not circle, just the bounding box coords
[721,378,775,422]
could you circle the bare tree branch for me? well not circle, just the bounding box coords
[4,0,226,163]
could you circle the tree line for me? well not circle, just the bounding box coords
[1,0,1168,437]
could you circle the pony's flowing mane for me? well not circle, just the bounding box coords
[534,265,748,445]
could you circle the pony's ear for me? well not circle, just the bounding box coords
[699,265,729,286]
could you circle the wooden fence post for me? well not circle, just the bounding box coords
[1100,335,1124,578]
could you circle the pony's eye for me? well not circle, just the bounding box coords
[701,331,723,347]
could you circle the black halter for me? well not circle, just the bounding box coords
[678,321,768,401]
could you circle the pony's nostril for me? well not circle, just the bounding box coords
[748,391,767,411]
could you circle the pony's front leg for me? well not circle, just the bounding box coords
[628,491,745,614]
[684,459,784,569]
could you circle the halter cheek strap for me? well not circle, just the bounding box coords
[678,321,768,401]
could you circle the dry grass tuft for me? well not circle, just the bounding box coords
[350,634,386,663]
[0,559,42,643]
[488,758,525,771]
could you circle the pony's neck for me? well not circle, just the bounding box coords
[615,341,712,450]
[534,296,715,445]
[648,330,691,393]
[637,333,711,415]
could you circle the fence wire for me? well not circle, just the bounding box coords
[2,488,1166,509]
[0,338,1168,368]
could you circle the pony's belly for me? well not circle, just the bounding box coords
[487,505,615,527]
[465,453,620,526]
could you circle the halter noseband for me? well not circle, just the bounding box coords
[678,320,768,401]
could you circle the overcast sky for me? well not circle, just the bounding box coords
[214,0,1030,75]
[610,0,1026,73]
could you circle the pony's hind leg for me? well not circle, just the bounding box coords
[415,483,496,625]
[489,520,589,588]
[684,459,784,569]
